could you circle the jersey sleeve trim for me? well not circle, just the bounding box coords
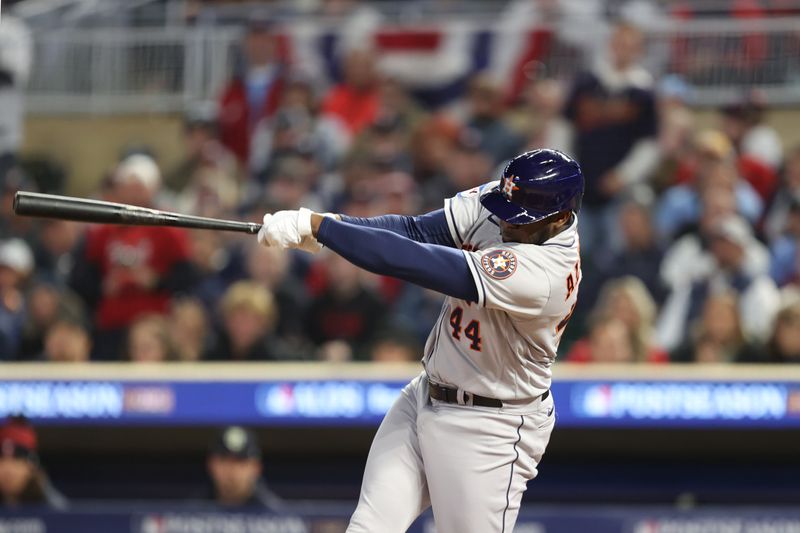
[444,197,463,248]
[462,249,486,307]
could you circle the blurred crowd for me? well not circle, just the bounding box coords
[1,14,800,366]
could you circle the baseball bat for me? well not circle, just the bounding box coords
[13,192,262,234]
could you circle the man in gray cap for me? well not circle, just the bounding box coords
[206,426,284,510]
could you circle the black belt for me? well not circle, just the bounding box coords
[429,382,549,408]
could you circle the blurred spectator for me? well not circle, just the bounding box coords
[350,113,413,176]
[126,314,177,363]
[169,298,209,362]
[671,292,762,363]
[69,155,197,360]
[271,72,349,172]
[165,102,238,194]
[328,152,375,214]
[0,8,32,171]
[658,216,780,350]
[566,313,636,363]
[204,426,284,510]
[764,145,800,243]
[206,281,282,361]
[563,20,659,253]
[367,171,421,218]
[391,286,445,347]
[0,238,33,360]
[441,130,494,196]
[512,78,572,155]
[305,253,387,361]
[374,77,424,137]
[244,243,309,353]
[586,194,667,307]
[769,198,800,287]
[252,108,325,192]
[765,301,800,363]
[719,97,782,199]
[166,112,240,218]
[592,277,667,362]
[317,339,355,363]
[409,116,461,209]
[370,330,420,363]
[322,47,381,137]
[263,155,325,212]
[188,230,238,312]
[318,0,383,53]
[0,169,37,241]
[29,220,81,285]
[218,18,286,172]
[19,281,85,360]
[651,75,695,193]
[660,184,741,293]
[0,416,67,509]
[256,76,351,186]
[656,143,762,242]
[461,73,524,165]
[41,318,91,363]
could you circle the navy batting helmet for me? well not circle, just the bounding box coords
[480,149,583,225]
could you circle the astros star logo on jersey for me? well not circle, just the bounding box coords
[501,176,519,200]
[480,249,518,280]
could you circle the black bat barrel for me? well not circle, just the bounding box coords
[13,192,262,234]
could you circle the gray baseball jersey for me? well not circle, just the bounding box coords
[347,182,580,533]
[426,180,581,402]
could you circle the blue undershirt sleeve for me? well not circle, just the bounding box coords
[339,209,455,247]
[316,218,478,303]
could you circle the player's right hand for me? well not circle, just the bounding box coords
[258,209,322,254]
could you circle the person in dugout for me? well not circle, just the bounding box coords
[0,416,67,509]
[202,426,285,511]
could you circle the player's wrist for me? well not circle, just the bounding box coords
[310,213,325,238]
[310,212,340,238]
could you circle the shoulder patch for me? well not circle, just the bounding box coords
[480,249,517,280]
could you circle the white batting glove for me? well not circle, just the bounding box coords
[258,208,323,253]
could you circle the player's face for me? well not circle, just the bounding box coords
[0,456,34,499]
[208,455,261,505]
[499,212,570,245]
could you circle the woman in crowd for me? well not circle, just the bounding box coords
[670,292,762,363]
[765,300,800,363]
[568,276,667,363]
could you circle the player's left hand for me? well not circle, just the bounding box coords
[258,208,322,253]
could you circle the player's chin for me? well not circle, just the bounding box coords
[500,230,517,243]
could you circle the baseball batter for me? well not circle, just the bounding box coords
[258,149,584,532]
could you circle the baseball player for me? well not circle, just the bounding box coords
[258,149,583,532]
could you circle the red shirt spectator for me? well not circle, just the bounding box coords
[322,48,380,136]
[70,155,197,359]
[218,20,287,167]
[81,224,192,330]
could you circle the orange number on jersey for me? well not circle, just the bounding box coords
[558,260,581,336]
[565,259,581,300]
